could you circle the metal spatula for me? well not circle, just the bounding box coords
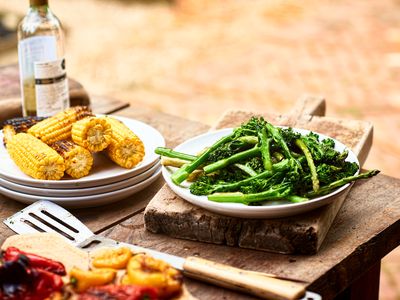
[4,200,321,300]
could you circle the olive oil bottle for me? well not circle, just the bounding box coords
[18,0,69,117]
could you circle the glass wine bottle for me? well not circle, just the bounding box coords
[18,0,69,117]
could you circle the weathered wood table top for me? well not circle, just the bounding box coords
[0,100,399,300]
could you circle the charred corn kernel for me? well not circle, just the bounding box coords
[71,117,111,152]
[2,116,47,146]
[6,133,65,180]
[123,254,183,298]
[69,267,116,292]
[27,106,94,145]
[51,140,94,179]
[105,117,145,169]
[91,247,132,269]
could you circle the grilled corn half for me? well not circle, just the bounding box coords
[71,117,112,152]
[27,106,94,145]
[7,133,65,180]
[105,117,145,168]
[51,140,94,179]
[2,116,47,146]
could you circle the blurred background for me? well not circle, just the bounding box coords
[0,0,399,298]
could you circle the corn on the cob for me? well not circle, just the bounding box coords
[51,140,94,179]
[105,117,145,169]
[7,133,65,180]
[71,117,112,152]
[2,116,47,146]
[27,106,94,145]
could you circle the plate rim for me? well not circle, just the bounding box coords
[162,127,360,218]
[0,115,165,188]
[0,161,160,197]
[0,166,162,202]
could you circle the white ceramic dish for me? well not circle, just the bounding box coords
[0,161,160,197]
[0,115,165,189]
[0,166,162,208]
[162,128,360,219]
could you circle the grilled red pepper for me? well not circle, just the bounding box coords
[0,248,64,300]
[78,284,159,300]
[2,247,66,276]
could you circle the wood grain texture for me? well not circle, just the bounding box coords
[0,105,208,244]
[103,173,400,299]
[144,97,374,254]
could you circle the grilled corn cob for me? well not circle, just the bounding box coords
[51,140,94,179]
[27,106,94,145]
[7,133,65,180]
[2,116,47,146]
[105,117,145,169]
[71,117,112,152]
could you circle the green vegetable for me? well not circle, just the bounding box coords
[158,116,380,205]
[295,138,319,192]
[305,169,380,198]
[155,147,197,161]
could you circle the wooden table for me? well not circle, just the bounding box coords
[0,102,399,300]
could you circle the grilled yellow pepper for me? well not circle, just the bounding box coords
[69,267,116,292]
[122,254,183,298]
[92,247,132,269]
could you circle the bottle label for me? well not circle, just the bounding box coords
[18,36,58,74]
[34,58,69,117]
[18,36,69,116]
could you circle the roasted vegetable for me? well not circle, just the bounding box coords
[51,140,94,178]
[7,133,65,180]
[122,254,183,298]
[70,267,116,292]
[3,247,66,276]
[157,116,380,205]
[105,117,145,169]
[2,116,47,146]
[0,247,64,300]
[91,247,132,269]
[27,106,94,145]
[71,117,111,152]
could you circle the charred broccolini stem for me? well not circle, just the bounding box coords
[208,183,292,204]
[266,123,303,171]
[171,133,235,184]
[305,169,380,198]
[295,138,319,192]
[203,146,260,174]
[155,147,197,161]
[259,127,272,171]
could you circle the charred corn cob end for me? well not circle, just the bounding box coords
[2,116,47,146]
[105,117,145,169]
[27,106,94,145]
[51,140,94,179]
[71,117,112,152]
[7,133,65,180]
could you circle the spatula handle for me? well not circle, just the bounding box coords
[183,256,305,300]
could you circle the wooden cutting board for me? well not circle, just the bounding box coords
[144,96,373,254]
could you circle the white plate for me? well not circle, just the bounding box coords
[0,115,165,189]
[0,161,160,197]
[162,128,360,219]
[0,166,162,208]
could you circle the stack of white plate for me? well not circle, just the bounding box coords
[0,116,165,208]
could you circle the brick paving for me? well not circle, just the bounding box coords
[1,0,400,298]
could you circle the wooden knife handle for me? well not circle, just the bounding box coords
[183,256,306,300]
